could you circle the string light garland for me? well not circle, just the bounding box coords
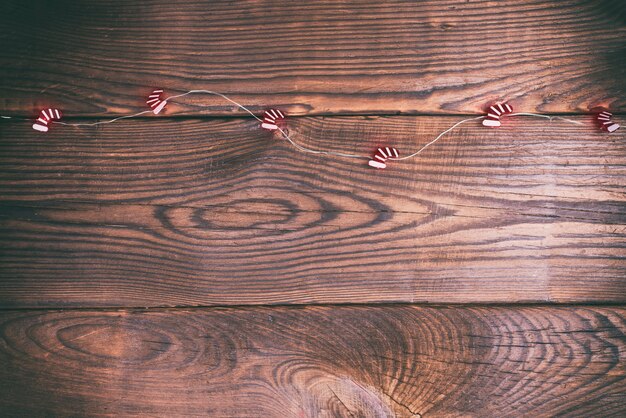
[0,90,620,170]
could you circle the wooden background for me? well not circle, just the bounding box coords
[0,0,625,416]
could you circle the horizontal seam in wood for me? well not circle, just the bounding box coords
[1,301,625,313]
[1,112,621,121]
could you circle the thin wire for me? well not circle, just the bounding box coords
[53,110,153,127]
[166,90,263,122]
[48,89,263,127]
[277,111,587,160]
[169,91,357,157]
[277,126,366,159]
[509,112,585,125]
[396,115,485,160]
[0,115,30,121]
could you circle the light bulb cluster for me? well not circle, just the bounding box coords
[368,147,400,169]
[482,102,514,127]
[597,110,620,133]
[146,89,167,115]
[261,109,286,131]
[32,108,62,132]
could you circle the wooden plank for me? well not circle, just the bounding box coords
[0,306,624,417]
[1,115,625,307]
[1,0,624,116]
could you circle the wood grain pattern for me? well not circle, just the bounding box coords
[1,0,624,116]
[0,306,624,417]
[2,2,624,416]
[1,116,625,307]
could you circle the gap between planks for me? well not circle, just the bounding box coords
[1,301,625,313]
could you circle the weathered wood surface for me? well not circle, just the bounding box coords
[1,1,625,416]
[1,0,624,117]
[1,116,624,307]
[0,306,624,417]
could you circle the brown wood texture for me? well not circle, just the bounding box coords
[1,116,625,307]
[1,1,625,415]
[1,0,625,117]
[0,306,624,417]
